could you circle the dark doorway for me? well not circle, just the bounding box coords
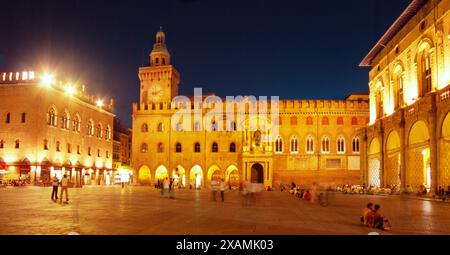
[250,163,264,183]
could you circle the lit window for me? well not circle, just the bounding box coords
[306,135,314,154]
[141,123,149,133]
[290,136,298,154]
[157,143,164,153]
[157,122,164,132]
[140,143,148,153]
[275,136,283,154]
[321,136,330,154]
[337,135,346,154]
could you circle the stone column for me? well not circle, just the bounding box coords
[429,98,438,196]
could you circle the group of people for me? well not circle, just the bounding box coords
[210,178,226,202]
[158,177,177,199]
[288,182,318,203]
[361,203,392,231]
[51,174,70,203]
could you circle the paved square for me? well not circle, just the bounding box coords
[0,186,449,235]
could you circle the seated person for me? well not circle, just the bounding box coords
[361,203,373,225]
[367,204,392,231]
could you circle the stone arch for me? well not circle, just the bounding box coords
[368,137,381,187]
[385,130,401,187]
[225,165,239,188]
[439,112,450,187]
[189,165,203,189]
[207,164,223,182]
[407,120,431,191]
[154,165,169,181]
[173,165,186,188]
[250,163,264,183]
[138,165,151,185]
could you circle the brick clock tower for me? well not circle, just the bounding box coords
[139,27,180,104]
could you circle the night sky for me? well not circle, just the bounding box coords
[0,0,411,127]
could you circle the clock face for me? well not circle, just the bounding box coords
[149,84,164,102]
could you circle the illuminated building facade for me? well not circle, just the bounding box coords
[113,118,133,183]
[132,28,370,188]
[359,0,450,194]
[0,71,114,186]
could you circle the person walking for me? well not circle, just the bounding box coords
[60,174,69,203]
[163,177,170,198]
[210,179,218,201]
[219,178,226,202]
[51,174,59,201]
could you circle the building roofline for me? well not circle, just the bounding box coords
[359,0,428,67]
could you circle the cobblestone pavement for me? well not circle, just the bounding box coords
[0,186,449,235]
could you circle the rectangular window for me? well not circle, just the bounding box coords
[326,159,341,169]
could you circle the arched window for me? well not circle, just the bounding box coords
[21,112,26,123]
[140,143,148,153]
[337,117,344,125]
[73,114,81,133]
[105,125,111,140]
[193,121,201,132]
[56,141,61,152]
[351,117,358,125]
[352,137,360,153]
[157,122,164,132]
[6,113,11,124]
[212,142,218,152]
[229,142,236,152]
[337,135,346,154]
[306,135,314,154]
[15,139,20,149]
[157,143,164,153]
[322,117,329,125]
[96,124,103,138]
[194,142,201,153]
[275,136,283,154]
[321,136,330,153]
[87,120,94,136]
[47,108,57,127]
[393,65,404,110]
[306,117,313,125]
[175,142,182,153]
[419,48,432,97]
[290,136,298,154]
[141,123,149,132]
[61,111,70,130]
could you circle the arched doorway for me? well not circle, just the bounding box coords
[368,138,381,187]
[172,165,186,188]
[407,121,430,191]
[207,165,223,183]
[440,112,450,188]
[250,163,264,183]
[138,165,151,185]
[190,165,203,189]
[385,131,401,188]
[155,165,169,182]
[225,165,239,188]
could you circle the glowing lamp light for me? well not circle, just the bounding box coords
[96,100,103,108]
[40,73,55,87]
[65,85,75,95]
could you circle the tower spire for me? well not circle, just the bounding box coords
[150,27,170,66]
